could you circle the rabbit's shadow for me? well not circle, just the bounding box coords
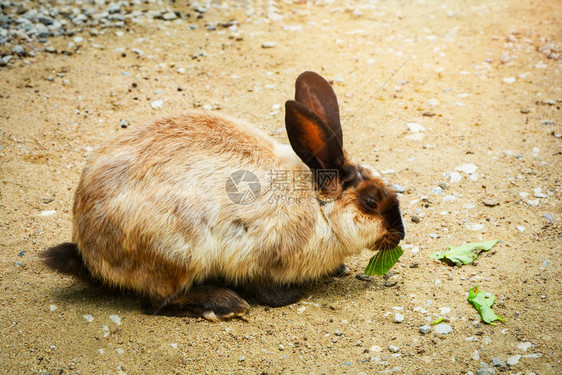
[47,282,141,313]
[46,271,375,316]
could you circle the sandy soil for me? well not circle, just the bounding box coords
[1,0,561,374]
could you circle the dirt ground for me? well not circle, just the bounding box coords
[1,0,561,374]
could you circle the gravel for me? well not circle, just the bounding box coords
[0,0,206,66]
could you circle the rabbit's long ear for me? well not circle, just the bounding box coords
[294,71,342,148]
[285,100,345,172]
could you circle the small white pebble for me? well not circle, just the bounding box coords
[393,313,404,323]
[151,100,164,109]
[517,342,533,351]
[439,307,451,314]
[262,42,277,48]
[472,350,480,361]
[115,348,124,354]
[109,315,121,325]
[455,163,478,174]
[83,314,94,322]
[502,77,516,83]
[466,223,485,231]
[102,325,110,337]
[49,305,57,312]
[406,122,426,133]
[442,195,456,203]
[533,188,548,198]
[444,171,462,183]
[516,226,525,232]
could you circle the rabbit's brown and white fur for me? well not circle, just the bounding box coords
[43,72,405,320]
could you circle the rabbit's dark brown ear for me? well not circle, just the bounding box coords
[295,71,342,148]
[285,100,345,172]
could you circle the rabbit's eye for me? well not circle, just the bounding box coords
[364,196,378,210]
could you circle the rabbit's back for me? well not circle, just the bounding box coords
[72,111,320,298]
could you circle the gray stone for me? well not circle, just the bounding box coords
[22,9,38,22]
[35,24,50,37]
[0,55,13,66]
[432,186,443,195]
[107,4,122,14]
[48,21,62,33]
[490,357,505,367]
[419,325,431,335]
[12,44,25,55]
[108,14,125,21]
[38,14,55,25]
[162,12,178,21]
[523,353,543,359]
[388,345,400,353]
[384,274,400,287]
[193,6,208,13]
[544,213,554,222]
[270,128,286,136]
[391,184,405,193]
[506,354,521,366]
[72,14,88,25]
[476,368,496,375]
[541,120,554,125]
[482,196,500,207]
[393,313,404,323]
[434,324,453,335]
[17,18,35,32]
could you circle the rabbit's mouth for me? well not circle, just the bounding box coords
[371,230,404,251]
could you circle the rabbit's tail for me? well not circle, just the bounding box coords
[41,242,96,284]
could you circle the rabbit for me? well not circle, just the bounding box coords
[42,71,405,320]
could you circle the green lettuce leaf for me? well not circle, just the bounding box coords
[429,240,499,266]
[365,246,403,276]
[467,285,504,325]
